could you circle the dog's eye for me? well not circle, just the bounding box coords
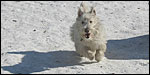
[90,21,92,23]
[82,21,84,24]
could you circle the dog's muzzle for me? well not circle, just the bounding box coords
[84,28,90,39]
[85,33,90,38]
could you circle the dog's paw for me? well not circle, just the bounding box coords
[95,58,101,62]
[95,55,104,62]
[87,51,95,60]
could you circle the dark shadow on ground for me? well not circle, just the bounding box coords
[105,35,149,60]
[2,51,92,74]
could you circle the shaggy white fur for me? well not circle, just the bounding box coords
[70,2,107,62]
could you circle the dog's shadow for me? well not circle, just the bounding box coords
[105,34,149,60]
[2,51,91,74]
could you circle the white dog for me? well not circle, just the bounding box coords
[70,2,107,62]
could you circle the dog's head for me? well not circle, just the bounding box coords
[77,2,98,39]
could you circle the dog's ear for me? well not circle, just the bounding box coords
[90,7,96,15]
[78,7,83,17]
[78,2,85,17]
[78,2,89,17]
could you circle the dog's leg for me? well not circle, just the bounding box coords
[75,43,89,58]
[76,45,95,60]
[95,50,104,62]
[87,50,96,60]
[95,44,106,62]
[81,46,97,60]
[75,43,84,57]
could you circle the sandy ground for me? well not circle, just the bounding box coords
[1,1,149,74]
